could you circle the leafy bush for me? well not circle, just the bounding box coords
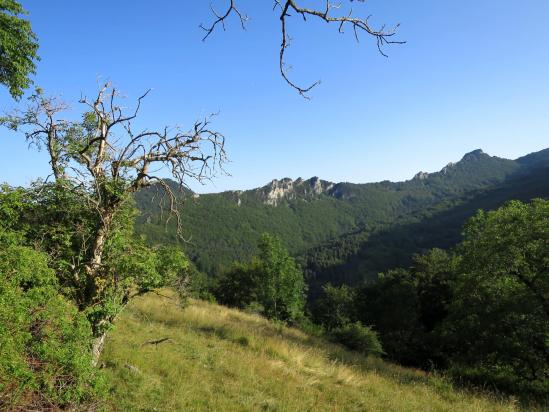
[355,249,457,368]
[1,184,194,336]
[215,261,260,309]
[330,322,383,356]
[0,230,104,410]
[346,199,549,398]
[185,266,216,301]
[355,268,424,365]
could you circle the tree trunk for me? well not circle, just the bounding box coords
[91,332,107,367]
[86,211,114,365]
[86,213,113,278]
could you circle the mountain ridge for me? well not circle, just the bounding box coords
[194,148,512,200]
[202,148,519,207]
[135,147,549,287]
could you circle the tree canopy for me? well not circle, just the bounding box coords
[442,200,549,394]
[0,0,39,99]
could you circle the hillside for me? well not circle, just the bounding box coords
[304,162,549,294]
[135,148,549,288]
[100,290,523,411]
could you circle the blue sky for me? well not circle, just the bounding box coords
[1,0,548,192]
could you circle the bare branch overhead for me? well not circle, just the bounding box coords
[201,0,404,97]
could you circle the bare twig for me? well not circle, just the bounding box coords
[200,0,248,41]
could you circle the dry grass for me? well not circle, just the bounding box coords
[101,290,525,411]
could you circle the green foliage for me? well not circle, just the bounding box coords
[256,233,306,322]
[312,284,384,356]
[353,248,457,368]
[356,268,424,365]
[0,229,104,410]
[157,245,215,302]
[0,0,39,99]
[155,246,190,286]
[413,248,457,333]
[7,183,98,295]
[0,182,199,406]
[362,249,457,367]
[184,265,216,301]
[312,284,357,330]
[215,233,306,322]
[0,184,193,337]
[105,212,189,297]
[216,261,260,309]
[330,322,384,357]
[441,199,549,396]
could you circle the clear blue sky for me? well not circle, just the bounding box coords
[1,0,548,193]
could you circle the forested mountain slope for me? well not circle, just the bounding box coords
[303,161,549,296]
[135,148,549,287]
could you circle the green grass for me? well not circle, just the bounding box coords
[101,290,525,411]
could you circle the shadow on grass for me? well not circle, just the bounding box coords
[194,325,251,348]
[188,314,435,389]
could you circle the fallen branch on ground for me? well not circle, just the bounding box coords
[141,337,173,348]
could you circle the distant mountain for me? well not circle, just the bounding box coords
[303,162,549,297]
[516,147,549,169]
[134,148,549,294]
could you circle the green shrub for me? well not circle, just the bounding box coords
[330,322,383,356]
[0,230,104,410]
[216,261,260,309]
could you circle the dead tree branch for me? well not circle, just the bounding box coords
[201,0,404,97]
[200,0,248,40]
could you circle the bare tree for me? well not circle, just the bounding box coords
[1,84,226,361]
[200,0,404,97]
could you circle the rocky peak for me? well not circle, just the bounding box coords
[413,171,429,180]
[307,176,334,195]
[264,178,296,206]
[412,149,489,181]
[261,176,335,205]
[440,162,456,175]
[461,149,486,162]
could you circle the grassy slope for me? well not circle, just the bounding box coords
[101,291,522,412]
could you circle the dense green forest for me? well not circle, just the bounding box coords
[135,148,549,295]
[304,151,549,296]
